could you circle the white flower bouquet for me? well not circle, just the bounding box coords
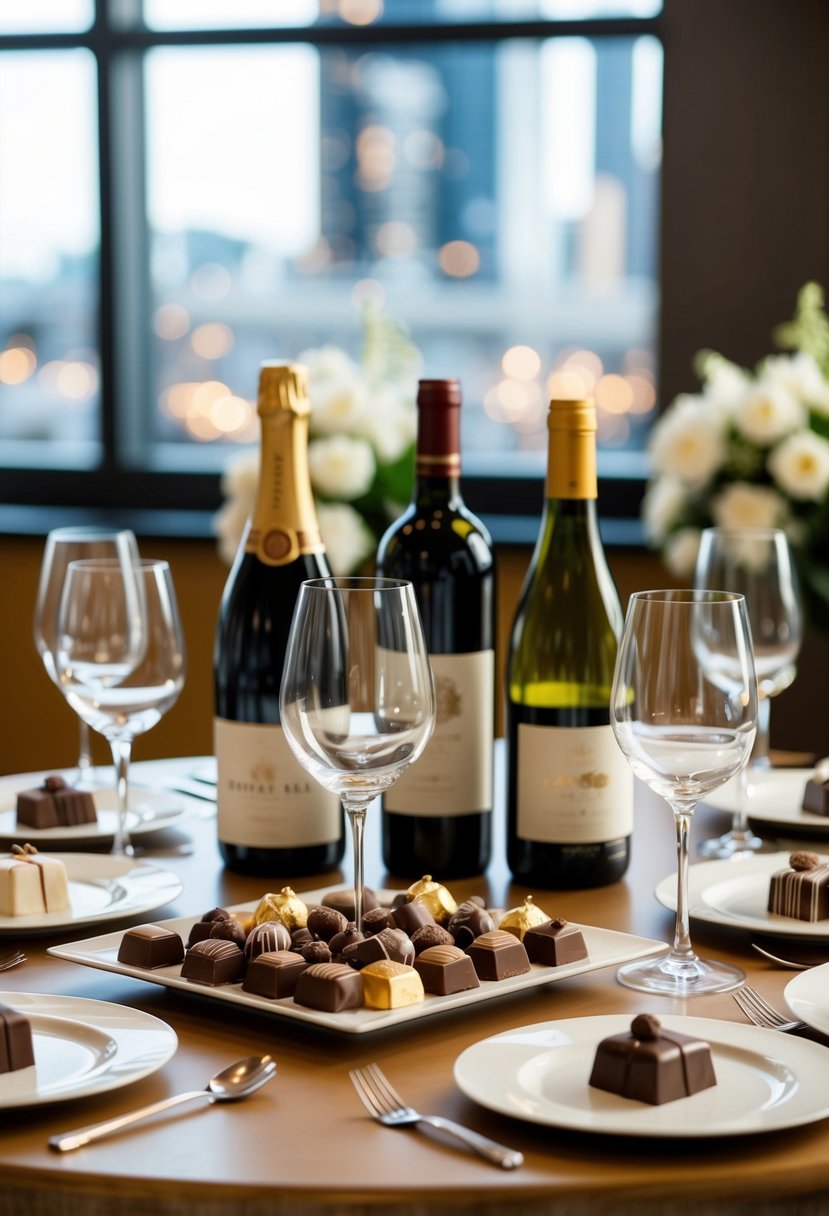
[215,305,421,575]
[642,283,829,625]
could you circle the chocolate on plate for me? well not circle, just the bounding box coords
[447,897,494,950]
[118,923,185,969]
[768,851,829,921]
[361,960,424,1009]
[180,939,245,986]
[0,844,70,916]
[411,923,454,955]
[293,962,363,1012]
[16,775,97,830]
[523,918,588,966]
[802,776,829,817]
[321,887,380,921]
[589,1013,717,1105]
[253,887,308,930]
[406,875,457,925]
[466,930,531,981]
[499,895,550,941]
[307,905,348,942]
[414,944,480,995]
[242,950,307,999]
[0,1003,34,1073]
[389,898,435,936]
[244,920,292,960]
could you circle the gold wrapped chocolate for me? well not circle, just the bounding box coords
[406,874,457,925]
[498,895,550,941]
[252,887,308,930]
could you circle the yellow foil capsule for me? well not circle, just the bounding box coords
[406,874,458,925]
[252,887,308,930]
[499,895,550,941]
[361,960,425,1009]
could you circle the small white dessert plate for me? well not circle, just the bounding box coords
[655,852,829,939]
[704,767,829,832]
[454,1014,829,1137]
[0,853,183,936]
[784,962,829,1036]
[0,770,189,845]
[0,991,177,1108]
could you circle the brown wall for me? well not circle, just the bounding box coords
[1,536,825,775]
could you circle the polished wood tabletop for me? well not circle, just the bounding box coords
[1,755,828,1216]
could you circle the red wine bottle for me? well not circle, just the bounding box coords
[376,378,495,878]
[214,362,344,876]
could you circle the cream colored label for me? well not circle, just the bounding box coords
[516,723,632,842]
[385,651,494,817]
[214,718,340,848]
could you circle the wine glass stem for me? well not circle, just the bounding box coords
[752,695,772,771]
[77,719,93,785]
[345,804,367,933]
[110,737,133,857]
[671,805,696,963]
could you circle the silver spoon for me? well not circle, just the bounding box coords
[49,1054,276,1152]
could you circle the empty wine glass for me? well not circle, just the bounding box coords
[55,559,186,855]
[610,590,757,995]
[33,526,140,785]
[694,527,802,858]
[280,577,435,931]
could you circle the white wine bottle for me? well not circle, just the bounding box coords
[506,398,633,888]
[214,361,344,876]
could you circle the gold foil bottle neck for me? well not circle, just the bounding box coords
[257,361,310,418]
[546,398,597,434]
[544,398,598,500]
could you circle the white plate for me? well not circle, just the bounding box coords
[0,991,177,1108]
[655,852,829,940]
[785,962,829,1036]
[704,767,829,832]
[0,853,183,936]
[48,886,665,1036]
[454,1014,829,1137]
[0,770,189,845]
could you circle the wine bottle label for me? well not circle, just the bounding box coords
[214,718,340,847]
[516,722,633,843]
[384,651,494,817]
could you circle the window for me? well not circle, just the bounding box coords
[0,0,662,526]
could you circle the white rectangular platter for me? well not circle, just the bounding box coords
[49,886,665,1035]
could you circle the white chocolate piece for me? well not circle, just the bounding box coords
[360,959,425,1010]
[0,854,70,916]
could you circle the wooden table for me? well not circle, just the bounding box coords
[0,756,828,1216]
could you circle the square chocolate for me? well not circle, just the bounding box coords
[118,924,185,969]
[523,919,588,967]
[466,930,531,981]
[243,950,307,999]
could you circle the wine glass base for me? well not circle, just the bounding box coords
[617,953,745,996]
[698,830,772,859]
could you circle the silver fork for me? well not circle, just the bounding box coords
[732,985,805,1032]
[349,1062,523,1170]
[0,949,26,972]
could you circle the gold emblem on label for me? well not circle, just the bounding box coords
[262,529,292,561]
[543,771,609,791]
[251,758,277,784]
[435,674,462,725]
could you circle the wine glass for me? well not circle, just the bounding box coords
[55,559,186,855]
[610,589,757,995]
[33,526,140,786]
[280,577,436,931]
[694,527,802,858]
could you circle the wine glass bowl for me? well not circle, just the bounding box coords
[280,577,436,928]
[694,526,802,857]
[610,589,757,995]
[56,558,186,854]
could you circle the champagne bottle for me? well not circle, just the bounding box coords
[377,378,495,878]
[506,398,632,888]
[214,361,344,876]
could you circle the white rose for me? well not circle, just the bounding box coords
[358,384,417,463]
[732,379,805,446]
[663,527,701,579]
[760,352,829,415]
[642,475,687,544]
[649,395,726,487]
[308,434,376,501]
[317,503,375,576]
[768,430,829,501]
[299,344,358,384]
[703,358,750,411]
[711,481,787,529]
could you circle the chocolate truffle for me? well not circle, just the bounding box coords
[361,960,424,1010]
[523,918,588,966]
[242,950,307,999]
[414,944,480,995]
[329,922,364,958]
[361,907,391,936]
[244,921,292,961]
[0,1003,34,1073]
[117,923,185,969]
[389,898,436,936]
[253,888,308,930]
[411,923,454,955]
[466,930,531,981]
[16,775,97,830]
[180,939,245,986]
[447,897,494,950]
[406,875,457,925]
[768,851,829,921]
[301,940,332,964]
[187,907,233,947]
[589,1014,717,1105]
[293,962,363,1011]
[307,905,348,942]
[321,887,380,921]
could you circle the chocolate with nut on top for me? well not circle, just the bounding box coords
[523,918,588,966]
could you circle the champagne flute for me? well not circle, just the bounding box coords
[280,577,436,931]
[55,559,186,855]
[694,527,802,857]
[33,526,140,785]
[610,590,757,995]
